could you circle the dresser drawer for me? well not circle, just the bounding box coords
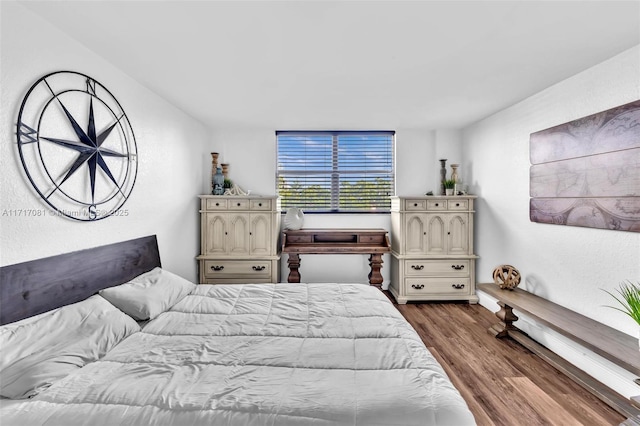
[250,199,271,210]
[405,278,471,296]
[202,260,271,279]
[404,260,470,276]
[447,199,468,210]
[205,198,228,210]
[426,199,446,210]
[359,234,385,244]
[228,199,250,210]
[405,199,427,210]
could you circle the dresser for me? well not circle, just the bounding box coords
[197,196,281,284]
[389,196,478,304]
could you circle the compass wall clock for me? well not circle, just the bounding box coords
[16,71,138,221]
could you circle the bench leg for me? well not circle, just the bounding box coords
[489,301,519,338]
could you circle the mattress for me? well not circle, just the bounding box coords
[1,283,475,425]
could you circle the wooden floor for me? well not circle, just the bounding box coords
[390,297,625,426]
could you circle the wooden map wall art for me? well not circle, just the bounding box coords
[529,99,640,233]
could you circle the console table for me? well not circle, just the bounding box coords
[281,228,391,287]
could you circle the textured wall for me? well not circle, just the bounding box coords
[462,45,640,335]
[0,2,209,281]
[462,45,640,397]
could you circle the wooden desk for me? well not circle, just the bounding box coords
[281,228,391,287]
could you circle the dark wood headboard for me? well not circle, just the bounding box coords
[0,235,161,325]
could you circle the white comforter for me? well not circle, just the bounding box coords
[1,283,475,425]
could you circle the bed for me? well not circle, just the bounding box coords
[0,235,475,425]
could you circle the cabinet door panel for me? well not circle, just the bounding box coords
[425,214,446,255]
[447,214,468,254]
[250,214,271,255]
[228,214,250,255]
[405,214,426,254]
[204,213,227,254]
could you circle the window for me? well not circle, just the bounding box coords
[276,131,395,212]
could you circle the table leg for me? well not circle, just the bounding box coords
[488,301,518,338]
[368,253,383,288]
[287,253,301,283]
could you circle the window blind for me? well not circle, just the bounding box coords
[276,131,395,212]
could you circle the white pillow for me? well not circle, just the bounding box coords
[0,295,140,399]
[99,267,195,320]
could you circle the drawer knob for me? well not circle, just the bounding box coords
[252,265,266,271]
[211,265,224,271]
[411,265,424,270]
[451,264,465,270]
[456,203,460,207]
[414,203,418,207]
[237,203,241,206]
[411,284,424,290]
[258,203,262,207]
[451,284,465,289]
[215,202,220,206]
[435,203,439,206]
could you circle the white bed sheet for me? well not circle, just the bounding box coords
[0,283,475,426]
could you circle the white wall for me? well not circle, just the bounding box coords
[462,45,640,397]
[0,2,209,281]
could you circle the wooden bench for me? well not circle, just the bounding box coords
[478,283,640,420]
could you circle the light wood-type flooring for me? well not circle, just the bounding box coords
[391,297,626,425]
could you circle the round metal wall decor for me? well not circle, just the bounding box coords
[16,71,137,221]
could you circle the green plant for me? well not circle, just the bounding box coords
[603,281,640,325]
[442,179,456,189]
[223,178,233,189]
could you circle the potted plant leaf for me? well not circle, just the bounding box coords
[603,280,640,349]
[443,179,456,196]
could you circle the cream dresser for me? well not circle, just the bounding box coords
[389,196,478,304]
[197,196,281,284]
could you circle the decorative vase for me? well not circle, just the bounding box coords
[450,164,459,184]
[221,163,230,179]
[284,207,304,230]
[211,153,219,194]
[439,159,447,195]
[212,167,224,195]
[451,164,460,188]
